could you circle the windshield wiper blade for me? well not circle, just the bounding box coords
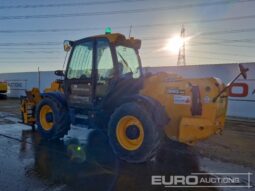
[117,52,132,72]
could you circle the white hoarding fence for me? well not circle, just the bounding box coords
[227,78,255,118]
[229,79,255,101]
[0,63,254,119]
[6,79,27,97]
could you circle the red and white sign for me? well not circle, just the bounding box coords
[229,80,255,100]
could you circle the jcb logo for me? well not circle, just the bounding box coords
[229,82,254,97]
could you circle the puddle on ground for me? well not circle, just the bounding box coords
[0,119,16,125]
[18,129,221,191]
[0,114,252,191]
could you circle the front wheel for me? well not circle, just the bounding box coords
[36,97,70,140]
[108,102,162,163]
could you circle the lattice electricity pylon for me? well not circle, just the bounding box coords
[177,25,186,66]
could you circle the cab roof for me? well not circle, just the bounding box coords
[76,33,141,49]
[92,33,126,43]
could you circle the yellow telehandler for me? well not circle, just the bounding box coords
[20,31,248,163]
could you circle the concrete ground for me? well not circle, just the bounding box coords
[0,98,254,191]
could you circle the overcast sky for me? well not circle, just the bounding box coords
[1,0,255,73]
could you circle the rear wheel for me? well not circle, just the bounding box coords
[108,102,161,163]
[36,97,70,140]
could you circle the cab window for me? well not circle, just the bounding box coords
[67,41,93,79]
[116,46,141,79]
[95,39,114,98]
[96,39,114,81]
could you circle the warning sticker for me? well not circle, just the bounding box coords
[174,95,191,104]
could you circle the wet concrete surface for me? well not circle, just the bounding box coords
[0,99,254,191]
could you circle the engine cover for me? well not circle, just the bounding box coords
[140,72,228,144]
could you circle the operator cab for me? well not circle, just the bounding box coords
[59,31,143,113]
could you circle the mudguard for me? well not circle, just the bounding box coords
[118,94,170,128]
[41,92,68,107]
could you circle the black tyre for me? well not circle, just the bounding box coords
[108,102,161,163]
[0,94,7,99]
[36,97,70,140]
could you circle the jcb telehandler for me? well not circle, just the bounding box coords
[20,30,248,163]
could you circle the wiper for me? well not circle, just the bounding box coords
[117,52,132,73]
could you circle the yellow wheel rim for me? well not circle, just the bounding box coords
[116,116,144,151]
[39,105,54,131]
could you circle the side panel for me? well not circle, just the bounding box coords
[66,82,93,108]
[140,72,228,143]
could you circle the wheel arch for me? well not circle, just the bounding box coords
[41,92,68,107]
[116,95,169,128]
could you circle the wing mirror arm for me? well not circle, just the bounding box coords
[212,64,249,102]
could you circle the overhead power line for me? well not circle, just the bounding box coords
[195,37,255,44]
[0,0,254,20]
[0,40,254,49]
[0,12,255,34]
[144,38,255,47]
[143,43,255,50]
[0,51,60,54]
[187,50,255,59]
[0,0,167,9]
[190,41,255,48]
[142,28,255,41]
[134,15,255,29]
[142,55,242,62]
[0,57,61,60]
[200,28,255,36]
[142,44,255,58]
[2,27,255,48]
[1,47,253,59]
[2,14,255,33]
[0,47,60,50]
[0,42,61,46]
[1,39,255,49]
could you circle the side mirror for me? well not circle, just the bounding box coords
[239,64,249,79]
[63,40,73,52]
[55,70,64,77]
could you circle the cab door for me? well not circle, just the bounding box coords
[95,38,115,103]
[65,40,95,109]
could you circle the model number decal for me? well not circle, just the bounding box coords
[167,88,185,95]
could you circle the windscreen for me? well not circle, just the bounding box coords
[116,46,141,79]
